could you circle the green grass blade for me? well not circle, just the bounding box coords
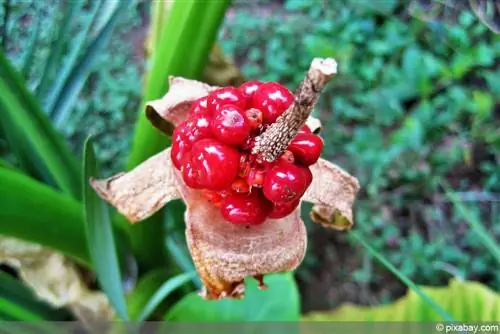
[35,1,79,98]
[44,0,104,113]
[0,53,81,198]
[51,0,133,127]
[127,0,230,167]
[137,271,196,321]
[350,230,455,322]
[83,137,128,320]
[0,296,45,321]
[89,0,119,38]
[124,0,230,271]
[0,272,71,321]
[0,168,89,264]
[441,181,500,264]
[21,16,41,79]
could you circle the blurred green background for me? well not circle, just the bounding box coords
[0,0,499,323]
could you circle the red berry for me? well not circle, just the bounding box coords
[252,82,294,124]
[207,87,246,113]
[269,199,300,219]
[220,191,272,225]
[287,133,324,166]
[302,166,313,189]
[263,162,307,203]
[211,105,251,145]
[231,178,250,193]
[239,81,262,102]
[239,154,251,178]
[298,125,311,134]
[171,122,192,169]
[247,168,266,188]
[184,114,212,143]
[244,108,263,130]
[279,150,295,164]
[202,190,223,206]
[189,96,209,116]
[181,158,202,189]
[188,139,240,191]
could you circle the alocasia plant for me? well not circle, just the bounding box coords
[90,58,360,300]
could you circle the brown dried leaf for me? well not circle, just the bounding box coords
[90,148,179,223]
[145,77,216,136]
[303,158,360,231]
[174,171,306,299]
[0,237,114,323]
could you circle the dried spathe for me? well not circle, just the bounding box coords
[91,58,360,299]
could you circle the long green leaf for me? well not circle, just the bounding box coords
[0,168,89,264]
[36,1,79,98]
[350,230,455,321]
[125,0,230,271]
[0,296,44,321]
[51,0,133,127]
[0,272,70,321]
[127,269,170,320]
[137,271,196,321]
[44,0,104,113]
[0,53,81,198]
[83,137,128,319]
[21,16,41,79]
[441,181,500,264]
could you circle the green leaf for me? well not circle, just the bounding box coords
[83,137,128,319]
[0,168,88,264]
[44,0,104,113]
[0,272,70,321]
[164,273,300,321]
[0,52,81,198]
[125,0,229,271]
[138,271,196,321]
[303,279,500,321]
[127,269,171,320]
[21,16,41,78]
[35,1,80,99]
[441,182,500,265]
[350,231,454,321]
[51,0,133,127]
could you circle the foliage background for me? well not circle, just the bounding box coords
[0,0,499,320]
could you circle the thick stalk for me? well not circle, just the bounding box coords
[252,58,337,162]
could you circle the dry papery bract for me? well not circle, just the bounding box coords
[91,75,360,300]
[0,237,114,323]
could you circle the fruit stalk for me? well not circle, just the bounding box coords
[252,57,337,162]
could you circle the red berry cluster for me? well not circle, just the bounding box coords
[171,81,324,226]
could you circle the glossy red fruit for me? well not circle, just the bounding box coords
[279,150,295,164]
[263,162,307,203]
[188,139,240,190]
[211,105,251,145]
[231,178,250,193]
[244,108,263,131]
[247,168,266,188]
[181,158,202,189]
[207,87,246,113]
[239,81,262,102]
[298,125,312,134]
[287,133,324,166]
[302,166,313,189]
[184,114,213,143]
[189,96,209,116]
[202,190,223,206]
[171,122,192,169]
[238,154,251,178]
[268,199,300,219]
[252,82,294,124]
[220,191,272,225]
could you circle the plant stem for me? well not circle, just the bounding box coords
[252,57,337,162]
